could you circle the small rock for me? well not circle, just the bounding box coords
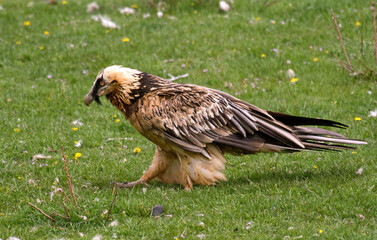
[151,205,163,217]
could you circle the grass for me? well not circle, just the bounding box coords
[1,0,377,239]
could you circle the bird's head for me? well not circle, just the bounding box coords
[84,65,143,106]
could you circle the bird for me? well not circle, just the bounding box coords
[85,65,367,190]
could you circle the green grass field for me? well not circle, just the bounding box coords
[1,0,376,239]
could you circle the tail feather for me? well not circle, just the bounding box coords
[268,111,348,128]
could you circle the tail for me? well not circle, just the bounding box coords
[267,111,367,151]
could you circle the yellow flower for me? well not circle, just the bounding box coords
[122,38,130,42]
[40,46,45,50]
[72,127,78,131]
[261,53,266,58]
[354,117,361,121]
[232,48,237,53]
[115,119,120,123]
[17,177,22,180]
[24,21,31,26]
[14,128,21,132]
[290,78,299,83]
[314,165,318,169]
[0,213,4,216]
[74,153,82,158]
[105,29,110,33]
[62,0,68,4]
[113,115,117,118]
[131,4,138,8]
[44,31,49,35]
[356,21,361,26]
[313,57,319,62]
[16,41,21,45]
[352,151,357,154]
[133,147,141,153]
[325,50,329,54]
[255,17,261,21]
[319,229,323,234]
[74,141,78,144]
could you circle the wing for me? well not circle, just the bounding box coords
[137,84,305,158]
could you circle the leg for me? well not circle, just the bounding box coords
[117,146,173,189]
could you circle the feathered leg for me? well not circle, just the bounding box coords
[117,146,173,188]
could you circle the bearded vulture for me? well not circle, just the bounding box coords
[84,65,367,190]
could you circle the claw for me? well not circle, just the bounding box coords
[116,179,149,188]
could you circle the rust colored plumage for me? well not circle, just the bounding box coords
[85,65,367,190]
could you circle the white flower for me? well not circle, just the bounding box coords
[72,120,83,126]
[109,219,119,227]
[287,69,295,78]
[92,235,101,240]
[199,222,205,227]
[356,167,363,175]
[143,13,151,19]
[7,237,21,240]
[119,7,135,15]
[75,140,82,147]
[369,109,377,117]
[79,232,84,237]
[157,11,163,18]
[87,2,99,13]
[91,15,120,29]
[219,1,230,12]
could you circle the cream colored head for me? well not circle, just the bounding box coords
[84,65,142,106]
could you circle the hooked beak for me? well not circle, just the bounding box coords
[85,92,102,106]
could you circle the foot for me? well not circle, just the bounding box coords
[117,179,150,188]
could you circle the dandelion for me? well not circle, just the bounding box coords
[356,21,361,26]
[314,165,318,169]
[44,31,49,35]
[255,17,261,21]
[72,127,78,131]
[122,38,130,42]
[40,46,45,50]
[16,41,21,45]
[113,115,117,118]
[17,177,22,180]
[24,21,31,26]
[261,53,266,58]
[62,0,68,4]
[115,119,120,123]
[354,117,361,121]
[319,229,323,234]
[131,4,138,8]
[313,57,319,62]
[14,128,21,132]
[74,153,82,159]
[290,78,299,83]
[133,147,141,153]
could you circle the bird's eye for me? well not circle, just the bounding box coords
[100,81,105,86]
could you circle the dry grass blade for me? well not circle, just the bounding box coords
[331,9,354,72]
[61,146,80,210]
[372,3,377,65]
[28,202,55,223]
[106,178,118,220]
